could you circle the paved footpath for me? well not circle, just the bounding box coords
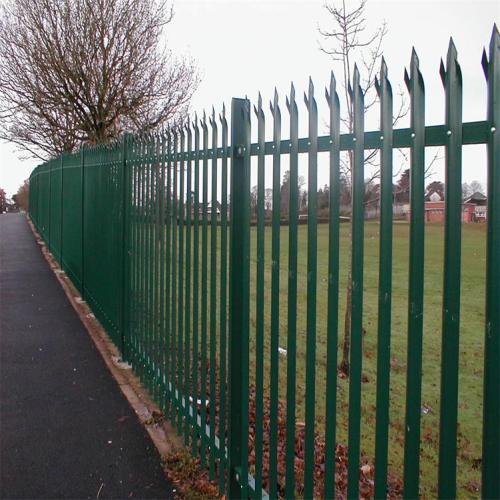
[0,213,174,499]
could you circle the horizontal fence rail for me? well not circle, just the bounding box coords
[29,27,499,499]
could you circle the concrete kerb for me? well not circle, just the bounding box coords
[26,216,183,461]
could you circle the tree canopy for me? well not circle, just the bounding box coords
[0,0,199,159]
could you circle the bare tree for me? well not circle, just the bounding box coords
[469,180,485,195]
[319,0,392,375]
[319,0,423,377]
[319,0,441,375]
[0,0,199,160]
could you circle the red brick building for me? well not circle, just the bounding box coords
[406,190,487,223]
[423,200,477,223]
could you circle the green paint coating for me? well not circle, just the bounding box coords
[374,59,393,500]
[28,33,498,499]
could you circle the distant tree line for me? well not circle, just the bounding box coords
[14,179,30,211]
[0,188,6,213]
[249,169,485,221]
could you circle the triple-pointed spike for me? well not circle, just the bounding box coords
[377,57,393,100]
[330,70,337,92]
[270,88,280,119]
[286,82,296,111]
[201,110,208,131]
[304,77,315,107]
[270,88,279,114]
[403,49,422,92]
[440,37,463,88]
[254,92,263,117]
[220,102,227,125]
[325,71,338,107]
[443,38,459,85]
[375,58,388,96]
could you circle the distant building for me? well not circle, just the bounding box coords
[5,198,18,213]
[405,190,487,223]
[464,192,487,222]
[191,200,221,221]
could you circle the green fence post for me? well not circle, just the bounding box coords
[228,97,250,499]
[120,134,131,360]
[304,78,319,499]
[81,146,86,301]
[268,89,281,500]
[347,65,366,500]
[60,154,64,269]
[481,25,500,500]
[438,39,463,499]
[324,72,341,500]
[48,159,52,249]
[374,59,393,500]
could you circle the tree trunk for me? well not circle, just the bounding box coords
[339,150,354,377]
[339,229,352,376]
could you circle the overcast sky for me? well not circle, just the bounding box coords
[0,0,498,197]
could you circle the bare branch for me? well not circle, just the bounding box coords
[0,0,199,159]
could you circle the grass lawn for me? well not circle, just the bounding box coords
[130,218,486,498]
[243,221,486,498]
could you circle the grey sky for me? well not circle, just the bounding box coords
[0,0,498,197]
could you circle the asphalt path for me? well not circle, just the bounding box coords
[0,213,174,499]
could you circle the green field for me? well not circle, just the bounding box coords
[244,221,486,498]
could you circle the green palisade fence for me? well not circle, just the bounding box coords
[29,28,499,499]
